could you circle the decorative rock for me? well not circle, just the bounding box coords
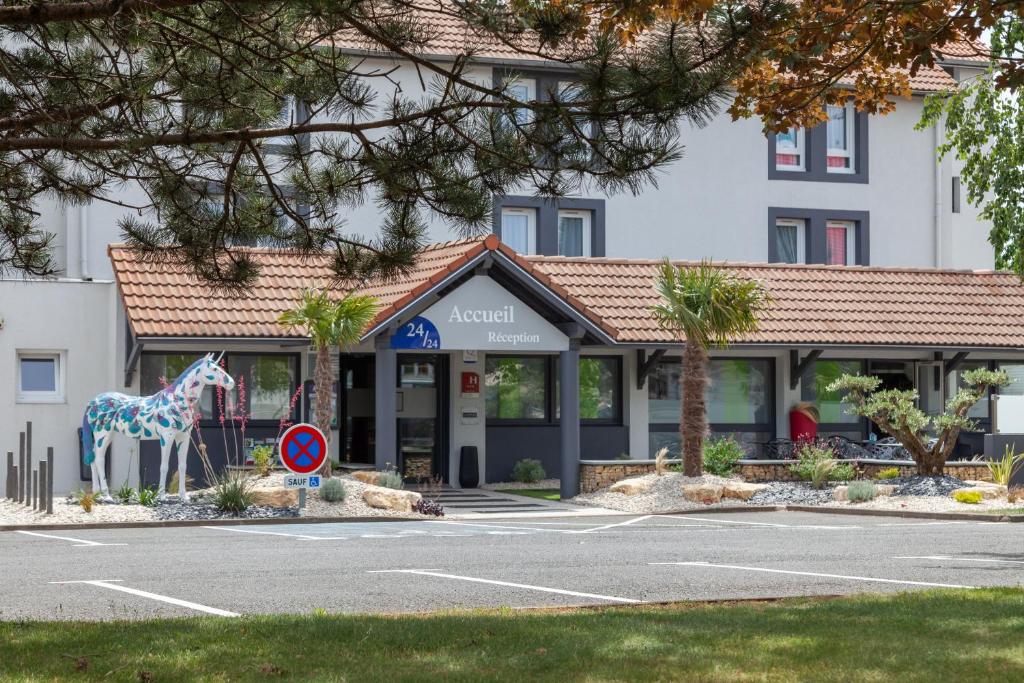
[876,485,897,497]
[609,477,654,496]
[250,488,299,508]
[722,481,768,501]
[352,471,381,485]
[959,481,1006,500]
[682,483,723,505]
[362,485,422,512]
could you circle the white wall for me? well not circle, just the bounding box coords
[0,279,119,495]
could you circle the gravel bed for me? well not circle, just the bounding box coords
[886,474,968,497]
[747,483,837,506]
[152,498,297,521]
[570,472,737,513]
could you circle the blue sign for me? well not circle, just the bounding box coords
[308,476,321,489]
[390,316,442,349]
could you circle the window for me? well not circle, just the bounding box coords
[226,354,299,421]
[775,127,805,171]
[648,358,773,456]
[557,209,591,256]
[802,360,862,425]
[17,352,64,403]
[505,78,536,125]
[774,219,806,264]
[555,356,623,422]
[485,356,548,421]
[500,207,537,254]
[826,103,855,173]
[825,220,857,265]
[949,361,991,421]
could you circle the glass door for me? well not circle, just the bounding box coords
[397,355,446,481]
[916,361,945,422]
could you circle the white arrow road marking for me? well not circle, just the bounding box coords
[368,569,641,604]
[49,580,239,617]
[651,562,978,589]
[15,530,126,547]
[896,555,1024,565]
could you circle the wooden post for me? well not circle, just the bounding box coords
[10,465,18,504]
[18,432,25,504]
[25,422,32,508]
[32,469,38,511]
[38,461,47,513]
[5,451,11,500]
[46,447,54,515]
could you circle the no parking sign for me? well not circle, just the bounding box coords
[278,423,328,475]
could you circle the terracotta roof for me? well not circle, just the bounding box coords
[110,238,1024,349]
[935,39,991,64]
[109,239,487,339]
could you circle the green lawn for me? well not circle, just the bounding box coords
[4,589,1024,681]
[496,488,561,501]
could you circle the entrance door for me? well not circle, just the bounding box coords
[916,361,945,421]
[396,354,448,481]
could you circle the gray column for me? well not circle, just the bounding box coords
[374,336,397,471]
[559,340,581,499]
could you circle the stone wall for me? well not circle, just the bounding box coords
[403,455,433,480]
[579,458,993,493]
[736,460,993,483]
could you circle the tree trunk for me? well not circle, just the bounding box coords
[916,447,946,476]
[680,342,709,477]
[315,345,334,477]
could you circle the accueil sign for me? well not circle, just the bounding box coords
[394,276,568,351]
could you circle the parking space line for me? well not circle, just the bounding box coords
[427,520,566,534]
[368,569,642,604]
[571,515,653,534]
[877,521,968,527]
[651,561,977,589]
[202,526,325,541]
[666,516,859,530]
[14,530,126,547]
[49,580,239,617]
[895,555,1024,565]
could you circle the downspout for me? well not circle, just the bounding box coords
[79,203,90,279]
[933,117,944,268]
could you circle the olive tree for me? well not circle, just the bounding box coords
[828,368,1009,476]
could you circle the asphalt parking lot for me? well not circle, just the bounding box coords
[2,510,1022,620]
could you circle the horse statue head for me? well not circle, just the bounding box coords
[188,352,235,393]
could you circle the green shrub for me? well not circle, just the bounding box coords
[211,474,255,513]
[252,445,274,477]
[954,490,983,504]
[847,481,878,503]
[703,437,744,476]
[789,441,851,489]
[511,458,546,484]
[378,468,404,490]
[320,477,347,503]
[875,467,901,480]
[137,486,158,507]
[116,484,135,504]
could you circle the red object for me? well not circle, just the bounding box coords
[461,371,480,395]
[278,423,328,474]
[789,410,818,442]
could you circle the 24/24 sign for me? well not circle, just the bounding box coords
[278,423,328,475]
[390,316,441,349]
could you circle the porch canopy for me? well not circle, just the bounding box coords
[111,236,1024,495]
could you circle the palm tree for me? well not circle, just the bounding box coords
[652,261,770,477]
[279,288,378,476]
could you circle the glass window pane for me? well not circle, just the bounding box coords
[649,359,771,426]
[20,358,56,392]
[140,354,214,418]
[707,360,770,424]
[827,105,847,150]
[949,361,989,420]
[485,357,547,420]
[776,223,799,263]
[227,355,297,421]
[649,431,680,458]
[558,215,584,256]
[776,128,801,168]
[556,357,620,420]
[802,360,861,424]
[502,212,530,254]
[826,225,849,265]
[999,363,1024,396]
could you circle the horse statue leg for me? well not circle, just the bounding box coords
[174,429,192,502]
[156,433,174,501]
[92,430,115,503]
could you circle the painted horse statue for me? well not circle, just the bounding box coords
[82,353,234,502]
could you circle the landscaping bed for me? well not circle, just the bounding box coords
[570,471,1016,514]
[0,473,430,526]
[2,589,1023,681]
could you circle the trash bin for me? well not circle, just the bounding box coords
[459,446,479,488]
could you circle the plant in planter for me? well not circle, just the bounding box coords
[828,369,1009,476]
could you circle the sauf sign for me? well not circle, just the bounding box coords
[391,276,568,351]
